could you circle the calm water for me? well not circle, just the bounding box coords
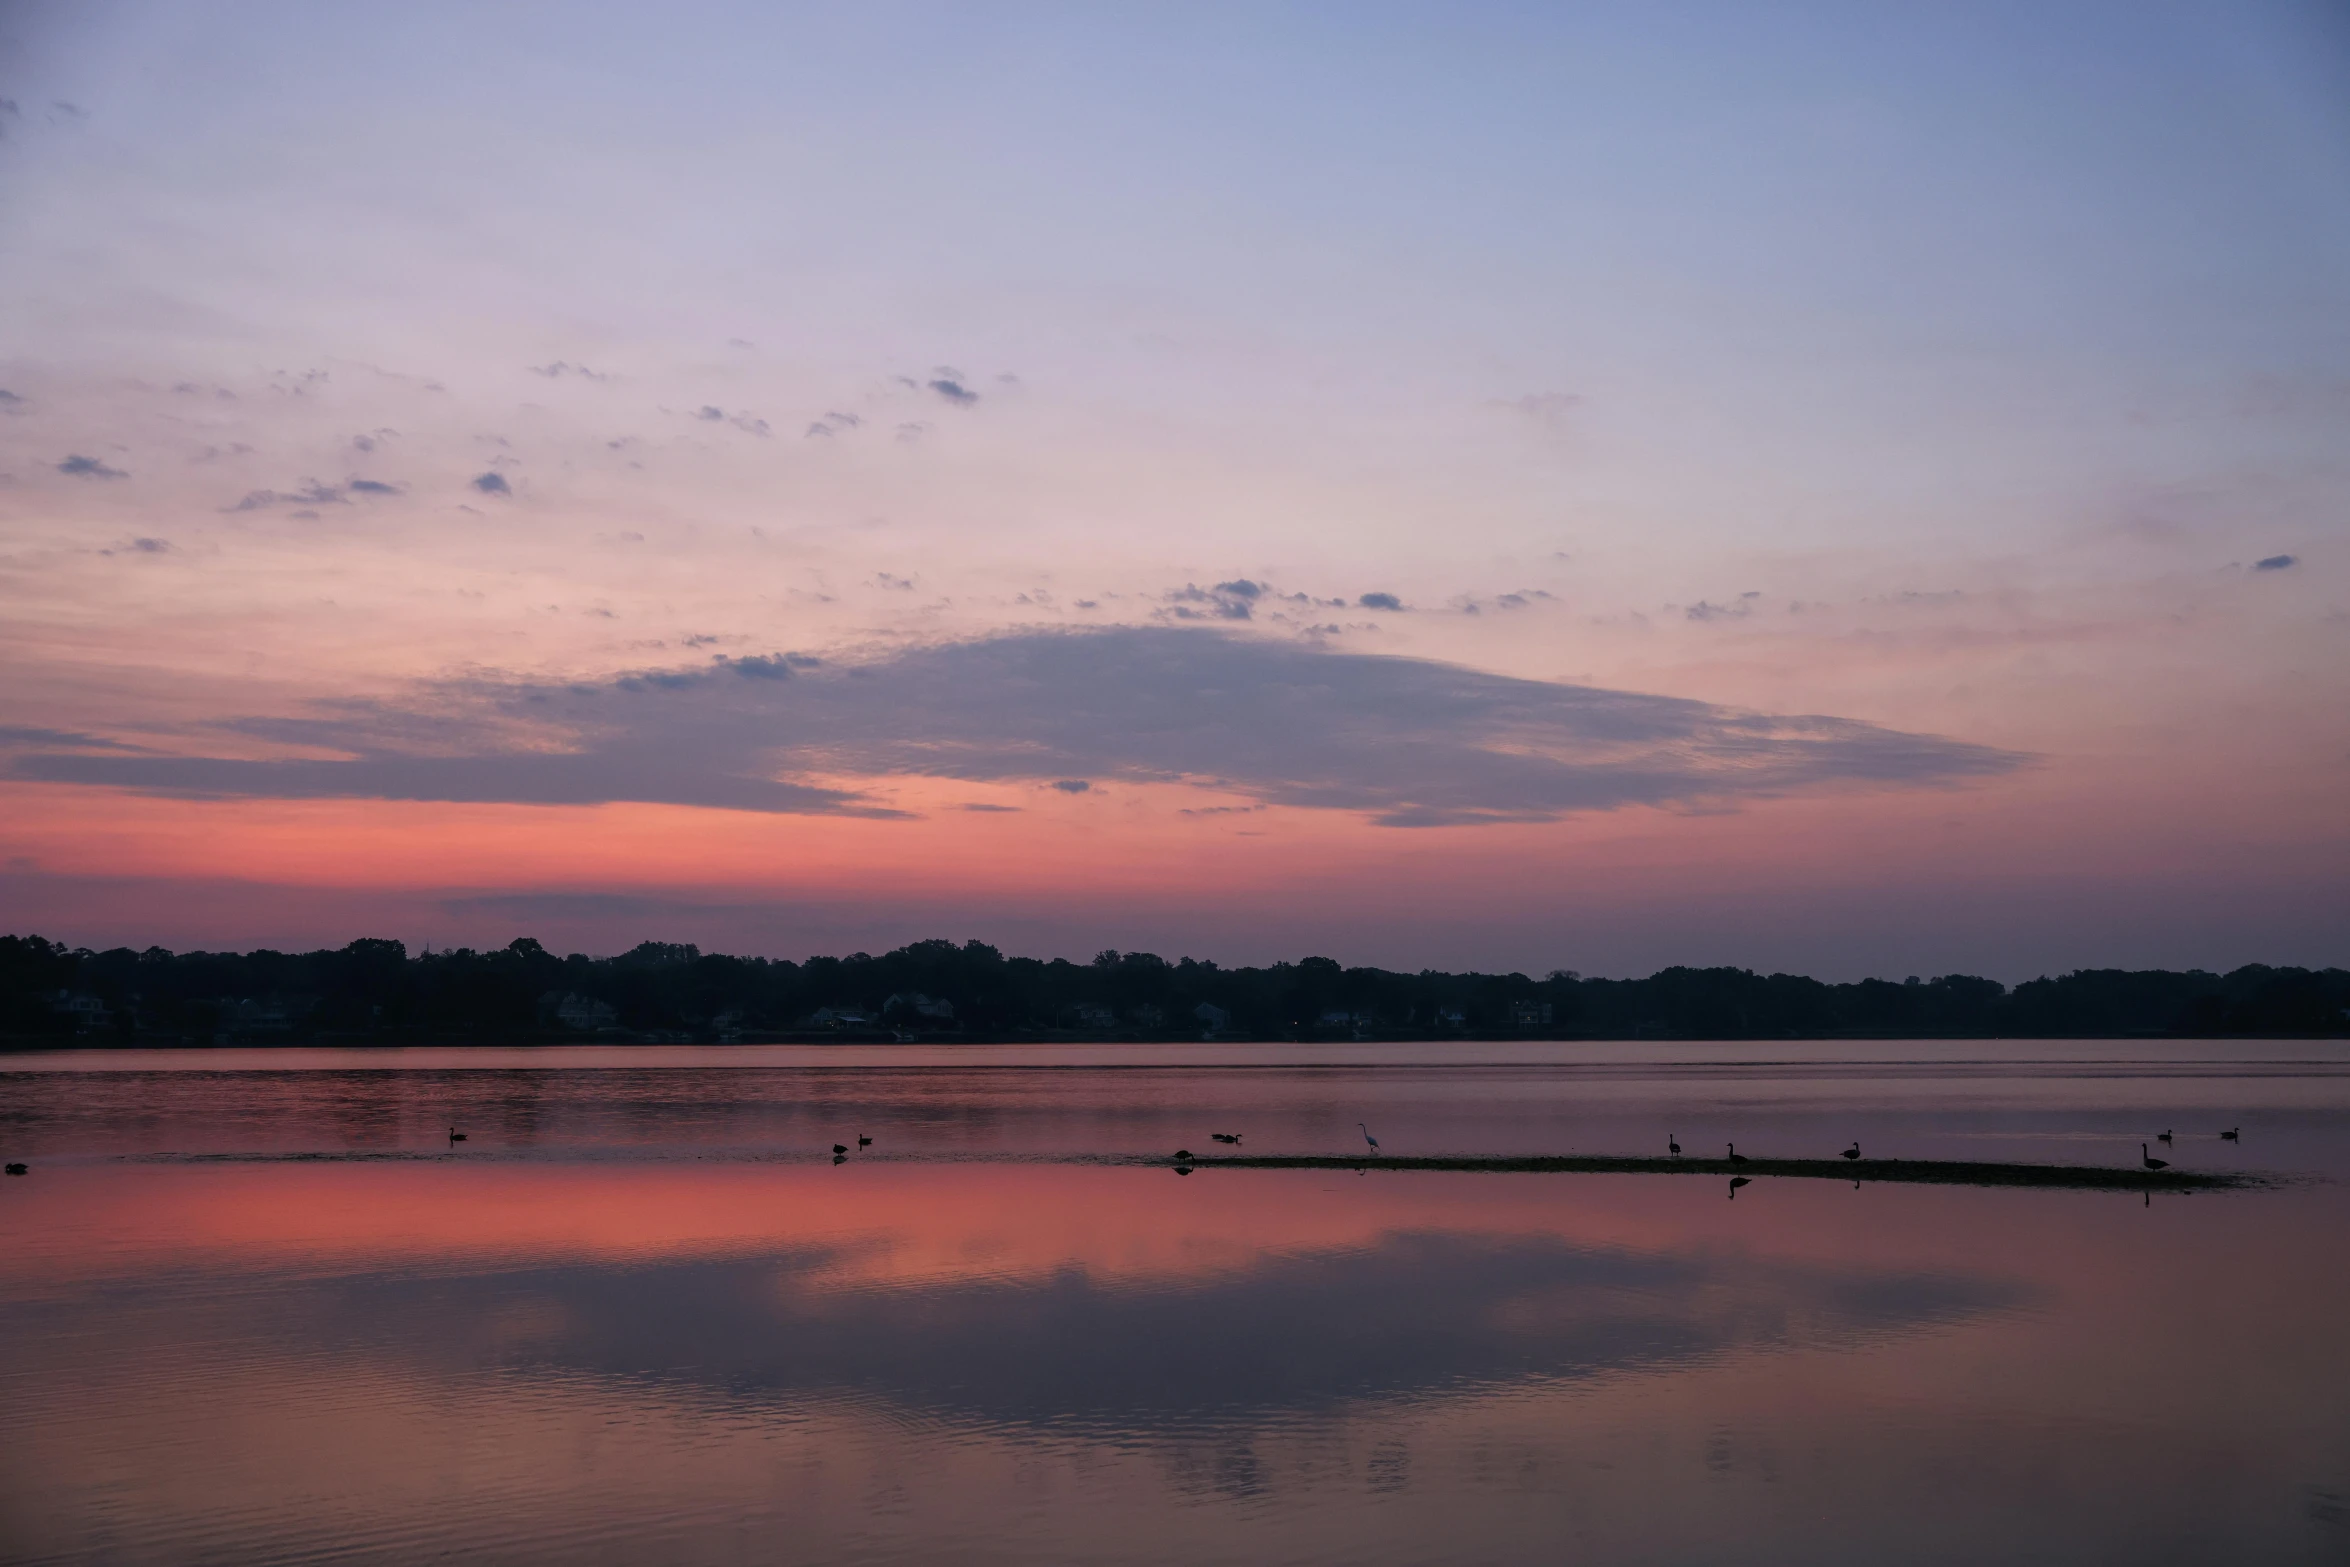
[2,1042,2347,1566]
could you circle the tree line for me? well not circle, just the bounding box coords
[1,933,2343,1043]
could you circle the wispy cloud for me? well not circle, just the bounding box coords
[7,628,2027,827]
[58,454,128,479]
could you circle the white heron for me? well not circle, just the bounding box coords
[1358,1122,1380,1156]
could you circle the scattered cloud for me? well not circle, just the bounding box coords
[58,454,128,480]
[528,361,610,380]
[928,378,979,406]
[0,726,152,753]
[1493,391,1583,428]
[957,802,1021,812]
[2254,554,2299,572]
[896,422,930,443]
[227,479,348,512]
[8,628,2027,827]
[346,478,403,495]
[1164,581,1261,621]
[1051,779,1092,794]
[805,411,863,438]
[471,472,511,495]
[0,389,24,408]
[1358,592,1404,611]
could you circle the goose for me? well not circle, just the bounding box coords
[448,1127,467,1143]
[1358,1123,1381,1156]
[2220,1127,2240,1142]
[2141,1143,2168,1171]
[857,1135,872,1147]
[1211,1133,1241,1144]
[1841,1142,1861,1161]
[1728,1176,1750,1197]
[1667,1134,1681,1158]
[2157,1129,2173,1144]
[832,1143,849,1155]
[4,1162,24,1175]
[1174,1148,1193,1162]
[1726,1143,1748,1164]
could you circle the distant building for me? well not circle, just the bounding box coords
[51,990,110,1030]
[1511,1001,1553,1029]
[1194,1002,1231,1037]
[884,992,956,1021]
[806,1006,873,1029]
[1069,1003,1117,1030]
[548,992,619,1031]
[1434,1006,1468,1028]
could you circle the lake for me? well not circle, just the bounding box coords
[3,1041,2347,1565]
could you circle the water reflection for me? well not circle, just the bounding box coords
[3,1050,2348,1566]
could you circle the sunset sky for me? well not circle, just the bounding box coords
[2,0,2345,978]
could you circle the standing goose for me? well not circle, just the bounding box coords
[1726,1143,1748,1164]
[1667,1134,1681,1158]
[1841,1142,1861,1161]
[2141,1142,2169,1171]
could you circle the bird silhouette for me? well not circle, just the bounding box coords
[1358,1123,1381,1156]
[1728,1176,1750,1198]
[857,1135,872,1147]
[1211,1133,1241,1144]
[1727,1143,1748,1164]
[2220,1127,2240,1141]
[448,1127,466,1143]
[832,1143,848,1155]
[1841,1142,1861,1161]
[1174,1148,1193,1161]
[4,1162,25,1176]
[1668,1133,1681,1158]
[2157,1129,2172,1144]
[2141,1142,2169,1171]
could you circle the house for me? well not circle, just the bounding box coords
[548,992,619,1031]
[51,991,110,1030]
[1194,1002,1231,1037]
[1069,1003,1117,1031]
[1434,1006,1468,1028]
[884,992,956,1021]
[807,1006,873,1029]
[1511,1001,1554,1029]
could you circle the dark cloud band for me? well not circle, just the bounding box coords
[6,627,2027,825]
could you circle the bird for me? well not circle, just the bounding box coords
[1668,1134,1681,1158]
[833,1152,845,1165]
[1173,1148,1193,1162]
[3,1163,25,1176]
[1726,1143,1747,1164]
[857,1135,872,1147]
[2158,1129,2173,1144]
[1841,1142,1861,1161]
[1358,1123,1381,1156]
[1211,1133,1241,1144]
[448,1127,466,1143]
[2220,1127,2240,1141]
[832,1143,848,1155]
[1728,1176,1750,1197]
[2141,1143,2168,1171]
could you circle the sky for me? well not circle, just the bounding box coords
[1,0,2345,979]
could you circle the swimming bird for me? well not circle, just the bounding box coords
[2141,1142,2168,1171]
[2158,1129,2172,1144]
[4,1163,24,1175]
[1211,1133,1241,1144]
[1174,1148,1193,1162]
[857,1135,872,1147]
[448,1127,466,1143]
[1668,1134,1681,1158]
[1727,1143,1747,1164]
[1358,1123,1380,1156]
[832,1143,848,1155]
[1728,1176,1750,1197]
[1841,1142,1861,1161]
[2220,1127,2240,1141]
